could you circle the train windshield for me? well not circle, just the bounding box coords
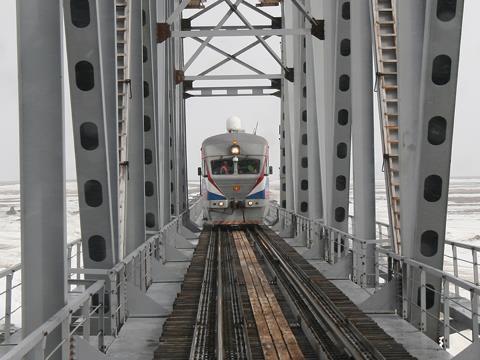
[211,158,234,175]
[238,158,261,175]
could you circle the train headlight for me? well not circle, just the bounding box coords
[247,200,254,207]
[218,201,225,207]
[230,144,241,155]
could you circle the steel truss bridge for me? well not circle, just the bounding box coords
[1,0,479,359]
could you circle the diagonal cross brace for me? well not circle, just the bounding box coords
[193,36,270,76]
[224,0,286,71]
[184,0,243,70]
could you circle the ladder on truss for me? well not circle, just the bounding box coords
[116,0,131,258]
[371,0,401,254]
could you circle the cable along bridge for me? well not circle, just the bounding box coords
[1,0,479,359]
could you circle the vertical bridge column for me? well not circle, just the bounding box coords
[280,1,295,212]
[305,0,323,221]
[63,0,119,334]
[143,0,161,233]
[63,0,118,270]
[156,0,172,227]
[293,5,309,217]
[351,0,375,286]
[126,0,146,254]
[327,0,352,233]
[409,0,464,340]
[17,0,66,357]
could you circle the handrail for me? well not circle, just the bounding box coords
[0,239,82,279]
[1,239,84,342]
[269,202,480,349]
[377,247,480,295]
[375,246,480,349]
[1,280,106,360]
[270,202,379,243]
[0,264,21,280]
[270,202,480,285]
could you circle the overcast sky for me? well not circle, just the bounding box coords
[0,0,479,182]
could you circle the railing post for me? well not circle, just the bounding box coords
[4,272,13,342]
[402,262,409,320]
[443,278,450,349]
[387,256,393,282]
[61,313,72,359]
[162,231,168,264]
[109,272,119,336]
[329,230,335,263]
[76,243,81,281]
[82,296,92,341]
[361,241,367,288]
[67,246,72,277]
[98,287,105,352]
[452,245,459,297]
[420,269,427,333]
[375,248,380,290]
[336,233,342,262]
[471,289,479,342]
[473,249,479,286]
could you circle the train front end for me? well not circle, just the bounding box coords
[200,131,270,224]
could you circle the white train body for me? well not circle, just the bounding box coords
[201,131,270,224]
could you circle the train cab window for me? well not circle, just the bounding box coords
[211,159,234,175]
[238,158,261,175]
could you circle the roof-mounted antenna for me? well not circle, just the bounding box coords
[253,121,259,135]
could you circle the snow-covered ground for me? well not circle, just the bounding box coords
[1,178,480,270]
[0,181,81,270]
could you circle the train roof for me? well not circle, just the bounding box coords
[202,132,268,147]
[202,132,268,157]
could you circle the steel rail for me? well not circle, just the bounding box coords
[189,227,217,359]
[216,229,224,359]
[251,226,387,360]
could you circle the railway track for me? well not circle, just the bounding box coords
[155,225,416,360]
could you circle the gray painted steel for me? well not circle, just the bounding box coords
[281,2,295,211]
[351,0,375,285]
[125,0,146,254]
[397,0,426,257]
[98,0,120,259]
[293,6,309,216]
[409,0,465,340]
[63,0,117,269]
[321,0,337,226]
[327,0,352,232]
[17,0,66,358]
[305,0,323,220]
[143,0,161,232]
[157,0,172,226]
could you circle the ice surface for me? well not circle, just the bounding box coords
[1,178,479,270]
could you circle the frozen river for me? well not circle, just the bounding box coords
[1,178,480,271]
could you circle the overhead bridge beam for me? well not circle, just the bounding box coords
[184,86,280,98]
[185,74,283,81]
[171,28,307,37]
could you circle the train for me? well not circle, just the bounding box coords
[199,117,271,224]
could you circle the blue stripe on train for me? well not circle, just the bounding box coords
[246,190,265,200]
[207,192,226,200]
